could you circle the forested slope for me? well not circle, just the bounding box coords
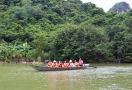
[0,0,132,63]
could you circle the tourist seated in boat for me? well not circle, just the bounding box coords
[74,60,80,67]
[78,58,83,66]
[57,61,63,68]
[69,60,75,67]
[47,61,53,67]
[63,60,69,67]
[52,60,58,67]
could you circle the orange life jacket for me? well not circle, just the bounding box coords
[58,62,63,67]
[74,62,80,67]
[47,61,52,67]
[64,62,70,67]
[52,62,57,67]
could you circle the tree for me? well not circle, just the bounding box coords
[106,25,130,63]
[125,17,132,33]
[0,41,33,62]
[81,2,96,16]
[90,15,106,26]
[107,13,126,25]
[50,25,111,62]
[32,32,48,58]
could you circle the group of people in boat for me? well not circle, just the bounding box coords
[47,58,83,68]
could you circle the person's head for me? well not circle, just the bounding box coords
[69,60,72,63]
[79,58,82,60]
[64,60,68,63]
[53,60,57,63]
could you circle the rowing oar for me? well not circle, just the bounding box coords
[89,66,97,68]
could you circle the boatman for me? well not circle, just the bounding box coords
[78,58,83,66]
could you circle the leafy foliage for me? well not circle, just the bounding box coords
[49,25,111,62]
[0,0,132,63]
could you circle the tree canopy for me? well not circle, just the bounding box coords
[0,0,132,63]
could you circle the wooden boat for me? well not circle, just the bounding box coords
[30,64,90,71]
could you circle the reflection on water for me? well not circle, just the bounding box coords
[47,70,83,90]
[45,66,132,90]
[0,64,132,90]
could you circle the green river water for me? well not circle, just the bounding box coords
[0,64,132,90]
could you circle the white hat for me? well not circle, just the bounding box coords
[53,60,57,62]
[69,60,72,62]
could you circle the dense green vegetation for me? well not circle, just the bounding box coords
[0,0,132,63]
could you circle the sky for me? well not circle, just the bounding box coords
[81,0,132,12]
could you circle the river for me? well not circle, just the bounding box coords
[0,64,132,90]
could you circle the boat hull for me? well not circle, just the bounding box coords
[30,64,89,71]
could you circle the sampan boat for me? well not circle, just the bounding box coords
[30,64,90,71]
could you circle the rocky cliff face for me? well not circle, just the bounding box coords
[108,1,131,14]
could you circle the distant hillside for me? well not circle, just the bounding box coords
[108,1,131,14]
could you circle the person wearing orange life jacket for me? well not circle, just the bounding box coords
[63,60,69,67]
[74,60,80,67]
[47,61,53,67]
[57,61,63,68]
[52,60,58,67]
